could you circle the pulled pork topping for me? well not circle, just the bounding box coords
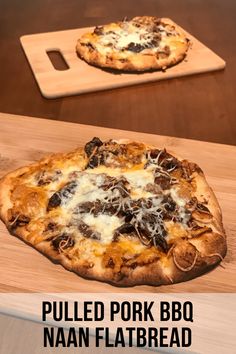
[8,212,30,229]
[73,193,183,252]
[44,138,208,255]
[145,149,180,172]
[47,181,78,210]
[84,138,145,169]
[51,234,75,251]
[101,175,130,198]
[84,137,103,157]
[75,200,118,217]
[122,197,168,251]
[77,221,101,240]
[36,169,62,186]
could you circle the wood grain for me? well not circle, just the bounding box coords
[0,112,235,293]
[0,0,236,145]
[1,295,236,354]
[20,23,225,98]
[0,314,149,354]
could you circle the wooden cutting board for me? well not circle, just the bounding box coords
[20,21,225,98]
[0,112,235,293]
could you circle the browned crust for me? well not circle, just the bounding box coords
[0,166,31,223]
[0,140,227,287]
[0,153,62,223]
[6,226,226,287]
[76,17,190,72]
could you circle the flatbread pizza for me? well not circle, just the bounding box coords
[76,16,190,71]
[0,138,226,286]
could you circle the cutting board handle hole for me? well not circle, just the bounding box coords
[46,50,69,71]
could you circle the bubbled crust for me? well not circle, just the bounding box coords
[0,140,226,287]
[76,17,190,72]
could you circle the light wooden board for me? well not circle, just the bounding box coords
[0,112,235,293]
[1,295,236,354]
[0,313,151,354]
[20,21,226,98]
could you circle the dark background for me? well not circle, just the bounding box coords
[1,0,236,145]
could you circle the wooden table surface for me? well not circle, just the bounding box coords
[0,112,236,293]
[0,0,236,145]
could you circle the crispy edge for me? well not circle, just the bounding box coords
[15,230,172,287]
[5,226,227,288]
[191,171,225,234]
[0,166,31,224]
[76,17,190,72]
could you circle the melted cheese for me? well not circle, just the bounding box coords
[95,22,160,53]
[59,167,158,242]
[59,163,190,243]
[82,214,123,244]
[170,187,190,225]
[123,169,154,188]
[64,173,108,211]
[170,187,186,207]
[93,19,182,56]
[98,26,149,50]
[86,166,155,198]
[86,165,121,177]
[35,150,190,246]
[116,30,147,48]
